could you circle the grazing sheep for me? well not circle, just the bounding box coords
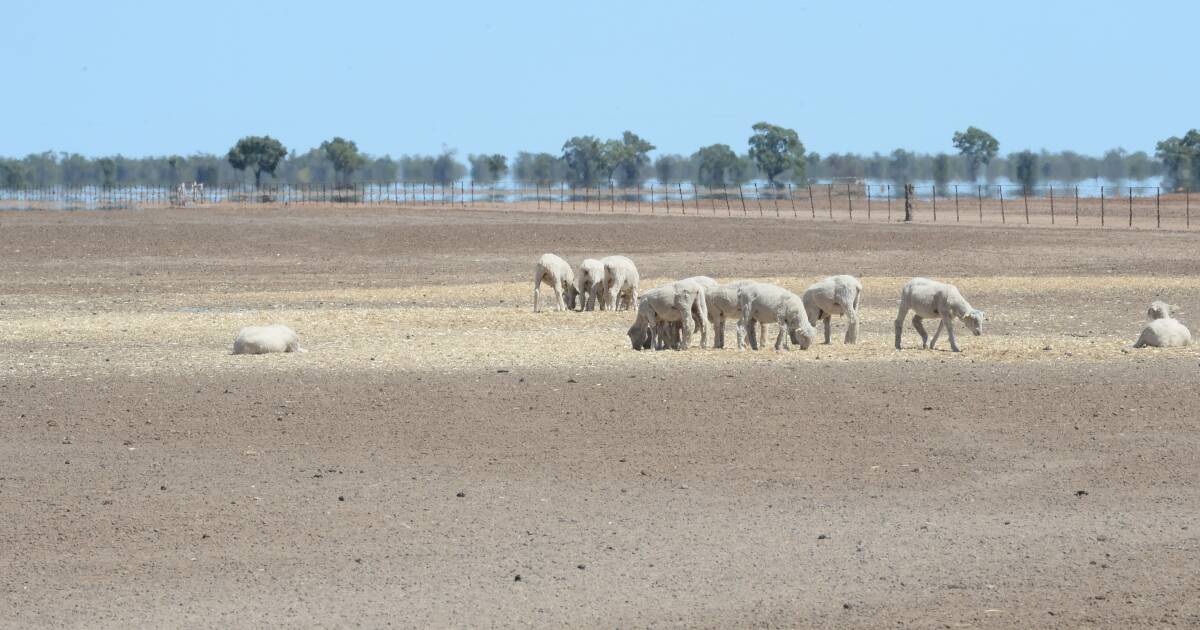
[627,279,708,350]
[575,258,606,311]
[736,283,817,351]
[802,275,863,344]
[601,255,640,311]
[894,278,985,352]
[1146,300,1179,321]
[533,253,575,312]
[1134,302,1192,348]
[232,325,305,355]
[705,280,762,349]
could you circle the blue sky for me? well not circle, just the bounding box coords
[5,0,1196,159]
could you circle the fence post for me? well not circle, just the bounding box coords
[788,183,797,217]
[678,183,686,214]
[664,184,670,214]
[953,185,960,222]
[1156,187,1160,228]
[1100,186,1105,226]
[887,184,892,221]
[1074,186,1079,225]
[999,185,1006,223]
[751,183,762,216]
[1023,186,1029,224]
[1187,188,1191,228]
[808,185,816,218]
[738,186,747,215]
[846,182,853,220]
[773,185,780,217]
[1049,185,1055,224]
[903,183,913,222]
[827,184,833,219]
[866,185,872,221]
[932,185,937,222]
[611,180,616,213]
[695,184,702,214]
[648,185,654,214]
[1128,187,1133,227]
[723,185,731,216]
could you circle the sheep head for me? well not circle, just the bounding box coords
[962,309,985,336]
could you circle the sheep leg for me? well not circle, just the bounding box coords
[715,315,725,349]
[736,313,751,351]
[823,315,833,344]
[774,325,788,352]
[945,318,960,352]
[930,318,948,350]
[912,315,929,349]
[845,308,859,344]
[894,305,909,350]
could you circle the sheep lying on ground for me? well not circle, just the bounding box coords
[802,275,863,344]
[575,258,606,311]
[1134,302,1191,348]
[736,283,816,351]
[232,325,305,355]
[601,255,640,311]
[627,279,708,350]
[533,253,575,312]
[894,277,985,352]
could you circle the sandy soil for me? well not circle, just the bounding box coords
[1,206,1199,628]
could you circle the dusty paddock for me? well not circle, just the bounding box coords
[1,205,1199,628]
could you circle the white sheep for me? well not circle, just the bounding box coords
[601,255,640,311]
[736,283,816,351]
[802,275,863,344]
[575,258,606,311]
[705,280,761,349]
[894,277,985,352]
[1146,300,1178,321]
[627,278,708,350]
[232,325,305,355]
[1134,302,1191,348]
[533,253,575,312]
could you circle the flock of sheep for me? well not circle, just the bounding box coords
[532,252,1194,353]
[224,253,1191,356]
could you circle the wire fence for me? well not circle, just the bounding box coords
[0,182,1193,230]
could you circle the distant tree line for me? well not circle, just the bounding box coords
[1,125,1194,191]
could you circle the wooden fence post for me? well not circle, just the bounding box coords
[903,183,913,222]
[678,183,686,214]
[788,183,797,217]
[1128,187,1133,227]
[999,185,1006,223]
[808,185,816,218]
[1100,186,1105,226]
[1023,186,1029,224]
[1156,186,1161,228]
[738,186,747,215]
[752,183,762,216]
[847,182,853,220]
[1049,185,1055,224]
[827,184,833,219]
[866,185,872,221]
[953,185,960,222]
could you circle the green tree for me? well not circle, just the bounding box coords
[431,150,466,185]
[1156,130,1199,191]
[320,137,365,186]
[887,149,914,187]
[693,144,739,187]
[609,131,655,187]
[561,136,606,187]
[226,135,287,187]
[513,152,563,186]
[1013,150,1038,190]
[96,158,117,187]
[748,122,805,186]
[469,154,508,185]
[654,154,694,185]
[932,153,951,194]
[0,160,26,188]
[952,126,999,182]
[1100,148,1127,183]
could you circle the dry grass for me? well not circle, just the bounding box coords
[4,275,1197,379]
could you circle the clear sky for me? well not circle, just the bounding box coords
[6,0,1196,159]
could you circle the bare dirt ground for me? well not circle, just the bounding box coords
[1,206,1198,628]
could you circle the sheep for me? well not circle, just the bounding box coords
[601,255,640,311]
[1134,302,1192,348]
[575,258,606,311]
[1146,300,1179,321]
[705,280,762,349]
[232,325,305,355]
[533,253,575,312]
[802,275,863,344]
[894,277,985,352]
[736,283,817,351]
[627,279,708,350]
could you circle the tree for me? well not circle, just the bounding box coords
[513,152,563,186]
[431,150,466,185]
[748,122,804,186]
[1013,150,1038,190]
[932,153,951,194]
[952,126,999,182]
[887,149,914,187]
[320,137,365,186]
[0,160,25,189]
[226,135,287,187]
[654,155,693,185]
[610,131,655,187]
[97,158,117,187]
[1101,148,1127,184]
[468,153,508,185]
[561,136,606,187]
[693,144,739,187]
[1156,129,1199,191]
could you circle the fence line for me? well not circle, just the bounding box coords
[0,182,1193,230]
